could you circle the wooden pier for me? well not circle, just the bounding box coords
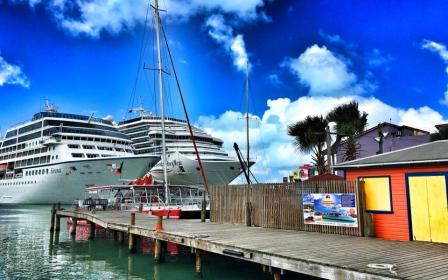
[55,209,448,280]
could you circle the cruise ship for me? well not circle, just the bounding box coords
[0,106,159,204]
[117,109,253,186]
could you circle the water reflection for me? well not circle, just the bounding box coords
[1,205,316,280]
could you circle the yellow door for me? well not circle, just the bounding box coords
[409,176,431,242]
[409,175,448,243]
[426,176,448,243]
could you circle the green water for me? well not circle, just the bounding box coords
[0,206,316,280]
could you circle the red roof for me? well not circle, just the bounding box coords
[307,173,344,182]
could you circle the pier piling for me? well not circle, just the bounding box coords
[50,204,56,232]
[89,222,95,239]
[71,218,77,236]
[154,239,162,263]
[54,204,61,232]
[273,270,281,280]
[128,213,136,252]
[195,249,202,277]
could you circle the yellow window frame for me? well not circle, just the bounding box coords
[360,176,393,213]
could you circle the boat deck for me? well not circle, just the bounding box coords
[57,209,448,280]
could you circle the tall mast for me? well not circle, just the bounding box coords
[154,0,169,203]
[245,62,250,176]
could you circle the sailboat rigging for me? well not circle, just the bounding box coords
[151,0,209,200]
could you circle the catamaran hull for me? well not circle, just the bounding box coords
[150,152,254,186]
[0,156,158,204]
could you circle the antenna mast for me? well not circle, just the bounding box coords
[153,0,169,203]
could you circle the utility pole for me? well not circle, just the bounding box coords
[326,125,333,173]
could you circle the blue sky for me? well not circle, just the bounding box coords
[2,0,448,181]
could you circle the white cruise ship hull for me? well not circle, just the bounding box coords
[0,155,158,204]
[150,152,253,186]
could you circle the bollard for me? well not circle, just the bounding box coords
[154,215,164,232]
[195,249,202,277]
[50,204,56,232]
[89,222,96,239]
[71,218,78,236]
[128,213,136,252]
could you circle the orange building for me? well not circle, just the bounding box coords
[335,141,448,244]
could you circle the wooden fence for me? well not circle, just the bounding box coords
[209,180,368,237]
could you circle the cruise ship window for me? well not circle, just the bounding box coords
[51,156,54,160]
[46,169,49,174]
[83,145,95,150]
[71,153,84,158]
[55,155,58,159]
[68,144,80,149]
[87,154,99,158]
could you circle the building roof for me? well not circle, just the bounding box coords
[359,122,429,137]
[307,174,344,181]
[334,140,448,169]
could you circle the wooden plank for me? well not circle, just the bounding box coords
[58,209,448,280]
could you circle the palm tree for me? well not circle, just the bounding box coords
[326,101,368,161]
[288,116,328,174]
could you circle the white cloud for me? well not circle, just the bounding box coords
[266,73,283,87]
[318,29,344,45]
[366,48,393,69]
[197,95,446,183]
[283,44,364,96]
[422,39,448,62]
[15,0,267,37]
[421,39,448,105]
[0,56,30,88]
[205,14,250,72]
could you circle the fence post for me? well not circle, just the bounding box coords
[245,201,252,226]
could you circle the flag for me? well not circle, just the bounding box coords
[114,162,124,174]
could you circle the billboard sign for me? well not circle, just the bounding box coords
[303,193,358,227]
